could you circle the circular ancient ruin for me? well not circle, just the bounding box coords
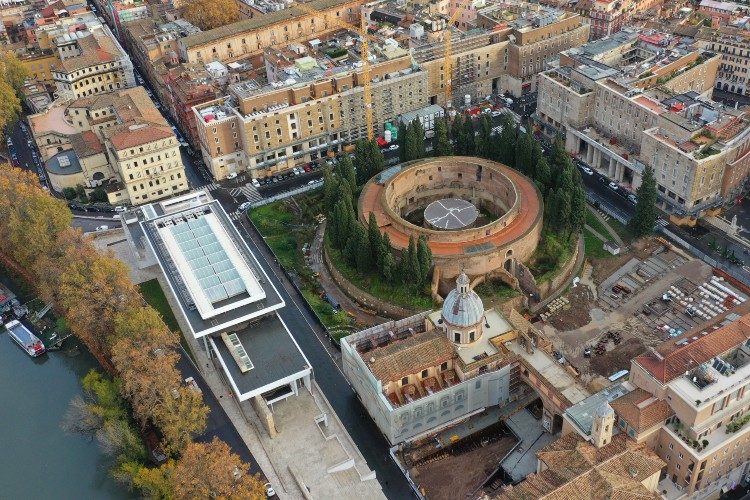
[358,157,544,292]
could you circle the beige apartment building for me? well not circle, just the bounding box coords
[534,29,729,216]
[51,26,135,101]
[193,39,427,180]
[177,0,363,65]
[690,26,750,97]
[29,87,187,205]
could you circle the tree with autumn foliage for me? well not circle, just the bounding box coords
[181,0,239,31]
[0,50,25,135]
[135,438,266,499]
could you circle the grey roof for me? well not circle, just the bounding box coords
[45,149,82,175]
[424,199,478,230]
[211,313,310,400]
[399,104,445,125]
[441,274,485,328]
[564,382,631,436]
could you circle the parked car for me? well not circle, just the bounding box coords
[627,194,637,205]
[95,225,109,231]
[115,206,128,213]
[185,377,202,394]
[608,181,619,191]
[238,202,252,211]
[265,482,276,498]
[491,110,502,117]
[388,144,399,151]
[580,166,594,176]
[5,137,11,147]
[226,172,238,180]
[251,178,260,187]
[85,206,102,212]
[303,165,311,172]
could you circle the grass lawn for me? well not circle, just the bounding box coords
[138,279,194,361]
[527,231,578,284]
[585,208,616,242]
[605,217,636,244]
[475,279,518,300]
[583,228,615,259]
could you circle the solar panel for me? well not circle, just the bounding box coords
[168,215,248,305]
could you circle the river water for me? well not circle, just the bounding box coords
[0,278,133,499]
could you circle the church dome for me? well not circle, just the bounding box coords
[441,272,485,328]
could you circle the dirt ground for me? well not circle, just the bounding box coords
[589,337,647,376]
[547,285,594,331]
[412,437,517,500]
[589,239,663,284]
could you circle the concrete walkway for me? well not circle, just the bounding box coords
[500,409,558,483]
[584,224,609,242]
[589,206,625,246]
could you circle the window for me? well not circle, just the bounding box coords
[401,377,408,386]
[421,369,428,378]
[454,332,461,342]
[666,455,671,461]
[441,362,448,371]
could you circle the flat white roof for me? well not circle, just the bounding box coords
[156,209,265,319]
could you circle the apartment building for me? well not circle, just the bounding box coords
[534,29,726,216]
[691,26,750,97]
[192,34,428,180]
[29,86,188,205]
[177,0,363,65]
[52,25,135,101]
[624,307,750,498]
[474,4,590,96]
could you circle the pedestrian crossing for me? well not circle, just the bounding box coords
[656,218,669,227]
[230,185,263,204]
[229,211,244,221]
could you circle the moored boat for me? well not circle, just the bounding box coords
[5,319,45,357]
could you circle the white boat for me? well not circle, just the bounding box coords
[5,319,45,357]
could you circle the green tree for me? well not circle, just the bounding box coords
[535,157,551,194]
[461,115,476,156]
[569,179,586,238]
[450,118,462,154]
[344,230,359,267]
[90,188,108,203]
[355,226,371,273]
[62,187,77,200]
[355,139,384,185]
[382,251,395,283]
[335,156,356,193]
[397,248,410,285]
[417,236,432,286]
[0,51,28,98]
[411,118,426,159]
[407,235,420,286]
[498,114,517,167]
[367,212,381,264]
[434,117,453,157]
[397,121,408,162]
[76,184,88,203]
[377,231,392,272]
[335,176,353,212]
[476,114,493,159]
[628,165,658,238]
[515,130,533,175]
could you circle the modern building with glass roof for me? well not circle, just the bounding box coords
[126,191,311,403]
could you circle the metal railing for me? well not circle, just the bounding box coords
[250,182,323,209]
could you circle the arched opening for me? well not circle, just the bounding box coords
[506,249,513,258]
[504,259,513,273]
[724,83,730,91]
[92,172,105,181]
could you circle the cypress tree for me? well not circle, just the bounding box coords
[417,236,432,286]
[476,113,493,159]
[378,232,392,272]
[462,115,475,156]
[397,248,410,284]
[535,157,551,194]
[411,118,426,159]
[382,251,395,283]
[368,212,382,264]
[397,121,408,162]
[499,114,517,167]
[322,166,337,216]
[515,131,533,175]
[434,117,453,157]
[336,156,357,193]
[345,233,358,267]
[451,117,462,155]
[628,165,658,238]
[407,235,420,285]
[355,226,371,273]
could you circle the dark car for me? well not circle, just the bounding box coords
[67,203,83,211]
[85,206,101,212]
[101,206,116,213]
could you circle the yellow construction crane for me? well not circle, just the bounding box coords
[443,0,474,108]
[289,3,411,140]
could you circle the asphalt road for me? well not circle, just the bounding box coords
[232,215,413,499]
[72,216,122,233]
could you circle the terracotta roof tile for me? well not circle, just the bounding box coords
[633,310,750,384]
[366,330,454,382]
[496,434,665,500]
[610,388,674,432]
[108,125,173,151]
[69,131,104,157]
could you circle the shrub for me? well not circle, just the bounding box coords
[62,187,77,200]
[90,188,108,203]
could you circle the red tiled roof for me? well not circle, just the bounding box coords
[108,125,173,151]
[610,388,674,432]
[633,310,750,384]
[366,329,454,383]
[496,434,665,500]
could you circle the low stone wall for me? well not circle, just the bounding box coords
[323,246,416,319]
[251,396,277,439]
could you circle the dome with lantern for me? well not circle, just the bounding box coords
[440,272,485,344]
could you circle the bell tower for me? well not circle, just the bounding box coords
[592,402,615,449]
